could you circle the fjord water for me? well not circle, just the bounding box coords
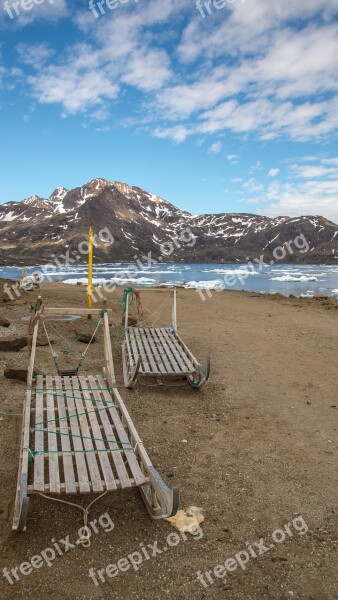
[1,263,338,298]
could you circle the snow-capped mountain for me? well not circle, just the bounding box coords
[0,178,337,265]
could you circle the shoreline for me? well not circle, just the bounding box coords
[2,277,338,302]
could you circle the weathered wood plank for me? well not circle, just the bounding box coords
[133,328,156,373]
[103,312,116,388]
[44,308,112,315]
[46,375,60,493]
[128,328,148,373]
[54,376,77,494]
[33,375,45,492]
[158,328,195,372]
[142,328,169,373]
[78,376,116,491]
[71,377,103,493]
[63,377,90,493]
[87,376,132,489]
[151,328,183,374]
[96,375,147,486]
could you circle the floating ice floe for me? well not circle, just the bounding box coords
[62,277,157,287]
[204,268,260,275]
[270,275,318,282]
[183,280,225,291]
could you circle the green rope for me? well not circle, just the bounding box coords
[31,429,132,448]
[35,387,111,392]
[34,389,113,405]
[119,287,134,314]
[34,403,117,428]
[29,445,133,462]
[45,316,101,373]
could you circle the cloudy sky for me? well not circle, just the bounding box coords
[1,0,338,223]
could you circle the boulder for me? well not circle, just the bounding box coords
[76,332,97,344]
[36,335,54,347]
[0,316,10,327]
[122,316,138,326]
[0,337,28,352]
[4,365,45,382]
[4,366,28,382]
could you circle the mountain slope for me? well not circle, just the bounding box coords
[0,178,337,265]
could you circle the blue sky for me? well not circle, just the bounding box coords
[1,0,338,223]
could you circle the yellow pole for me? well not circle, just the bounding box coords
[21,265,25,281]
[88,224,93,317]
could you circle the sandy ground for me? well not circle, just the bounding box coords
[0,281,337,600]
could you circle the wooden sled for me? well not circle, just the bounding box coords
[122,290,210,389]
[13,307,179,532]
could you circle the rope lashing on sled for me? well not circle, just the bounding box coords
[36,491,109,548]
[40,309,108,374]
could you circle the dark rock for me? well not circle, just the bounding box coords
[4,365,45,382]
[0,337,28,352]
[36,335,54,347]
[76,332,97,344]
[0,316,10,327]
[4,366,28,382]
[122,316,138,326]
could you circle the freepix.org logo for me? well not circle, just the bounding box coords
[3,0,54,20]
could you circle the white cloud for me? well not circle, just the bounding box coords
[269,168,280,177]
[291,165,337,179]
[243,178,264,193]
[208,141,222,154]
[153,125,190,143]
[262,183,338,224]
[1,0,68,27]
[245,155,338,224]
[17,42,54,67]
[6,0,338,150]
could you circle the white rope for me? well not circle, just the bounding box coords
[41,319,56,359]
[81,317,102,359]
[38,490,108,547]
[136,294,172,328]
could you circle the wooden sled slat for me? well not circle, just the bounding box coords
[54,376,77,494]
[62,376,91,493]
[87,375,132,489]
[33,375,45,492]
[78,376,117,491]
[96,375,147,487]
[70,377,103,493]
[46,376,61,493]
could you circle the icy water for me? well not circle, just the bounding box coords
[1,263,338,298]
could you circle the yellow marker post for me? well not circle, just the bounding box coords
[88,224,93,319]
[21,265,25,282]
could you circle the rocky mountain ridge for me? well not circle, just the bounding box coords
[0,178,337,265]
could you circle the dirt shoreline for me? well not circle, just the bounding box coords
[0,282,337,600]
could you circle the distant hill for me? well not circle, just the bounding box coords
[0,178,337,265]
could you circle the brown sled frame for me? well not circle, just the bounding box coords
[13,307,179,532]
[122,290,211,389]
